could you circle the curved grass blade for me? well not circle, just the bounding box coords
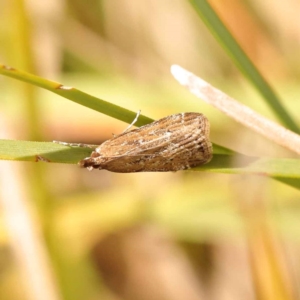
[1,139,299,189]
[189,0,299,133]
[0,64,153,127]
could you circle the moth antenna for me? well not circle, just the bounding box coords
[53,140,98,149]
[122,110,141,133]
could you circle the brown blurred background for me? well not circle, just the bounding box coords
[0,0,300,300]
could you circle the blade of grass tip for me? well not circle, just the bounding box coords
[171,65,300,155]
[188,0,299,133]
[0,64,153,127]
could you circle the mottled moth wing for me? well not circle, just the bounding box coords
[79,112,212,172]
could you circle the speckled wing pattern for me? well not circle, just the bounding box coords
[79,112,212,173]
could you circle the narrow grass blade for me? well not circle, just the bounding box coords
[189,0,299,133]
[1,140,299,189]
[0,64,153,127]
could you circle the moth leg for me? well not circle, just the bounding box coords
[53,140,98,149]
[122,110,141,133]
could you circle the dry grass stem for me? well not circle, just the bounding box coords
[171,65,300,156]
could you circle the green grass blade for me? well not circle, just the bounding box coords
[0,64,238,159]
[199,155,300,189]
[0,140,230,164]
[0,64,153,127]
[189,0,299,133]
[0,140,93,164]
[1,140,299,189]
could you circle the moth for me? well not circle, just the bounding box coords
[78,112,212,173]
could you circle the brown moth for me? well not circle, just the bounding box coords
[79,112,212,173]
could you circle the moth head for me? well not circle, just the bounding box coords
[78,157,103,171]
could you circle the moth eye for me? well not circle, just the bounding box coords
[91,151,100,158]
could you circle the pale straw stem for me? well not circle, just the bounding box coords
[171,65,300,155]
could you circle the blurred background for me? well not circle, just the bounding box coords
[0,0,300,299]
